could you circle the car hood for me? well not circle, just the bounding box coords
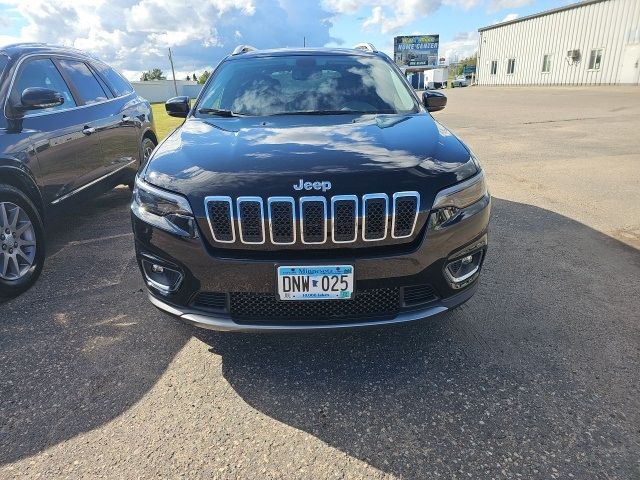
[143,113,477,206]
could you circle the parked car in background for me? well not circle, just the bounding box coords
[451,75,469,87]
[132,44,490,332]
[0,43,157,298]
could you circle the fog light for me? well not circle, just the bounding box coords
[141,259,183,293]
[445,250,483,288]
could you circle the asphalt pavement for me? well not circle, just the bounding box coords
[1,86,639,479]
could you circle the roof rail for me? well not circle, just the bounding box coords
[353,43,377,53]
[231,45,258,55]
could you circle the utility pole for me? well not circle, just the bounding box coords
[303,36,306,47]
[168,48,178,96]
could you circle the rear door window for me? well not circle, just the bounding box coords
[14,58,76,113]
[93,61,134,97]
[58,59,109,104]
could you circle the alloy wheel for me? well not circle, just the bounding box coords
[0,202,37,280]
[143,139,155,163]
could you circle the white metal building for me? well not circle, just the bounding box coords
[476,0,640,86]
[130,80,202,103]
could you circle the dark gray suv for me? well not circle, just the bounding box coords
[132,45,490,331]
[0,43,157,297]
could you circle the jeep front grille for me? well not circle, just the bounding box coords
[204,192,420,247]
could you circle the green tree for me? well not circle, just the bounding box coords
[452,55,477,76]
[198,71,211,84]
[140,68,166,81]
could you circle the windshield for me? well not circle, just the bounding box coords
[196,54,419,116]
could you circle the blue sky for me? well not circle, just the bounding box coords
[0,0,574,79]
[327,0,572,59]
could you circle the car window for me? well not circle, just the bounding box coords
[197,54,418,116]
[58,59,109,104]
[14,58,76,113]
[93,61,134,97]
[92,70,114,100]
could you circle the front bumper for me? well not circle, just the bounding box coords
[133,194,490,331]
[147,283,478,332]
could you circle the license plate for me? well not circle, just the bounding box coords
[277,265,354,301]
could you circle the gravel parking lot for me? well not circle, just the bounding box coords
[1,86,639,479]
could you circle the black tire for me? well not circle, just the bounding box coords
[141,136,157,168]
[0,184,46,298]
[129,136,157,190]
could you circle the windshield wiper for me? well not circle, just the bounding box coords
[270,110,370,116]
[198,108,243,117]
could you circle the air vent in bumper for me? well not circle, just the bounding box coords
[230,288,400,324]
[402,284,439,306]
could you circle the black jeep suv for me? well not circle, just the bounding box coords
[0,43,156,297]
[132,44,490,331]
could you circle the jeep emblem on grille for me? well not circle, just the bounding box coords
[293,179,332,192]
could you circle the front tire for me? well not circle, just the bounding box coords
[0,184,45,299]
[141,136,156,168]
[129,136,157,190]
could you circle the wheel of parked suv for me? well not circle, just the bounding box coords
[0,184,46,299]
[141,137,156,167]
[128,137,157,190]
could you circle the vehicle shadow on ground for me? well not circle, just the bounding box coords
[0,195,638,476]
[0,188,192,465]
[197,198,640,478]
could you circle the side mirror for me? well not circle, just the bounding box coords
[165,96,190,118]
[19,87,64,111]
[422,90,447,112]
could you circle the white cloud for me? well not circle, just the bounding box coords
[487,0,532,12]
[322,0,527,34]
[499,12,519,22]
[442,0,481,9]
[0,0,337,78]
[324,0,442,34]
[1,0,533,78]
[440,31,479,62]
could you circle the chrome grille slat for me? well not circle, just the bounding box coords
[204,192,419,246]
[268,197,296,245]
[331,195,358,243]
[204,196,235,243]
[300,197,327,244]
[362,193,389,241]
[392,191,420,239]
[237,197,265,244]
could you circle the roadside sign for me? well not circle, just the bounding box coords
[394,35,439,67]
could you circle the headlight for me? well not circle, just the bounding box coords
[428,170,488,230]
[131,177,198,238]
